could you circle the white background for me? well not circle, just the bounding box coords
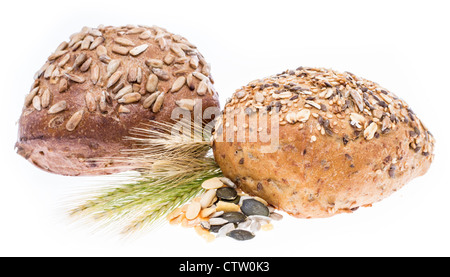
[1,0,449,257]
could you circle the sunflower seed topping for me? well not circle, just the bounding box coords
[64,73,85,83]
[32,95,41,110]
[85,92,97,112]
[170,76,186,92]
[66,110,84,131]
[48,100,67,114]
[143,91,160,109]
[112,45,129,55]
[118,92,141,104]
[129,44,148,56]
[114,37,135,46]
[175,99,195,111]
[152,91,165,113]
[107,71,122,88]
[145,74,158,93]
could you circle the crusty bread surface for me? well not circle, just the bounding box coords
[213,67,435,218]
[16,25,220,176]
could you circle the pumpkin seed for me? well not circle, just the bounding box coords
[240,199,270,216]
[216,187,237,201]
[220,211,246,224]
[226,229,255,241]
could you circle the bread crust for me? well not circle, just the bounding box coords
[213,67,435,218]
[16,25,220,176]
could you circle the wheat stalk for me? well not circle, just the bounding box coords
[69,120,221,234]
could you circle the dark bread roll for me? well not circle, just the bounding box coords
[213,67,435,218]
[15,25,220,176]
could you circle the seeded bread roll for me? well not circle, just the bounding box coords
[213,67,435,218]
[15,25,220,176]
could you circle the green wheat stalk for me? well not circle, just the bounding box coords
[69,120,221,234]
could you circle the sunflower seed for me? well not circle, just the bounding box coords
[163,53,175,65]
[114,85,133,99]
[143,91,160,108]
[32,95,41,110]
[186,73,195,90]
[96,45,107,57]
[192,72,207,81]
[152,91,165,113]
[118,92,141,104]
[146,59,163,68]
[79,57,92,72]
[107,59,121,76]
[89,28,102,37]
[58,54,71,67]
[127,67,137,83]
[170,76,186,92]
[48,100,67,114]
[41,89,51,108]
[72,53,87,69]
[90,64,100,85]
[44,64,55,79]
[152,68,169,81]
[138,30,153,40]
[209,217,228,226]
[99,91,108,112]
[350,89,364,111]
[201,63,211,77]
[107,71,122,88]
[157,37,167,50]
[219,177,236,188]
[80,35,94,50]
[129,44,148,56]
[66,110,84,131]
[189,56,199,69]
[85,92,96,112]
[114,37,135,46]
[48,50,68,61]
[175,99,195,111]
[59,78,68,92]
[145,74,158,93]
[364,122,378,140]
[25,87,39,106]
[112,45,129,55]
[197,79,208,95]
[89,36,104,50]
[64,73,85,83]
[55,41,68,52]
[305,100,321,110]
[170,43,185,57]
[217,223,235,238]
[136,67,143,84]
[127,27,146,34]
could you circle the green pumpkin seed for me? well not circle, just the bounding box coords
[240,199,270,216]
[216,187,237,201]
[220,211,246,224]
[226,229,255,241]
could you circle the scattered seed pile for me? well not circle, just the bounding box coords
[166,177,282,241]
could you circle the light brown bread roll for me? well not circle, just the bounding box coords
[15,25,220,176]
[213,67,435,218]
